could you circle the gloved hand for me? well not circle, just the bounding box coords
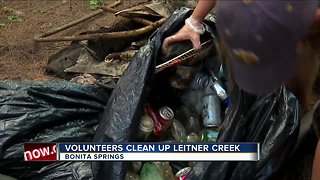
[162,18,204,54]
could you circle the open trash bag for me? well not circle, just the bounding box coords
[186,86,300,180]
[0,80,109,179]
[91,7,300,180]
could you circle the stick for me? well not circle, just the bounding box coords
[34,0,122,41]
[99,6,153,26]
[34,18,166,42]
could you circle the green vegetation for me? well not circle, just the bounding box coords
[7,15,23,22]
[89,0,102,10]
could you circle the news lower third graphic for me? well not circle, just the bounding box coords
[24,142,259,161]
[24,143,57,161]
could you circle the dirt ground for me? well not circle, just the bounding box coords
[0,0,150,80]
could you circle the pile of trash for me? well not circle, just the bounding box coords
[0,2,316,180]
[91,7,301,180]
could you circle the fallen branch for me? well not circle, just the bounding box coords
[105,50,138,60]
[34,18,166,42]
[99,6,153,26]
[34,0,122,42]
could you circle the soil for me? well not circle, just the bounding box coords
[0,0,149,80]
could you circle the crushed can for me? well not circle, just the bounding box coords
[201,92,222,127]
[175,167,192,180]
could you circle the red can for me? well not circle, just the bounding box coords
[144,104,174,135]
[175,167,192,180]
[144,104,157,123]
[153,106,174,135]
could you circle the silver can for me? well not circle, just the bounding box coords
[211,81,228,102]
[159,106,174,121]
[201,93,222,127]
[175,167,192,179]
[137,115,154,140]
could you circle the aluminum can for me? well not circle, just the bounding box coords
[137,115,154,141]
[144,104,162,135]
[175,167,192,180]
[201,93,222,127]
[153,106,174,134]
[144,104,175,136]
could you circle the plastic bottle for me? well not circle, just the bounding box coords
[125,171,140,180]
[175,105,201,134]
[180,89,204,115]
[200,128,219,142]
[189,72,209,90]
[170,119,187,142]
[187,132,200,142]
[129,161,142,173]
[153,162,176,180]
[137,115,154,141]
[140,162,164,180]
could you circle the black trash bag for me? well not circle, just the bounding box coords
[92,7,218,180]
[186,85,300,180]
[0,80,109,179]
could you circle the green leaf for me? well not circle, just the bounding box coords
[89,0,101,10]
[7,15,15,22]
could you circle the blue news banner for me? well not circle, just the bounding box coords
[57,142,259,161]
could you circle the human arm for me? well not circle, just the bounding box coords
[162,0,216,54]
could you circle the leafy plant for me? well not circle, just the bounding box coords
[7,15,23,22]
[90,0,102,10]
